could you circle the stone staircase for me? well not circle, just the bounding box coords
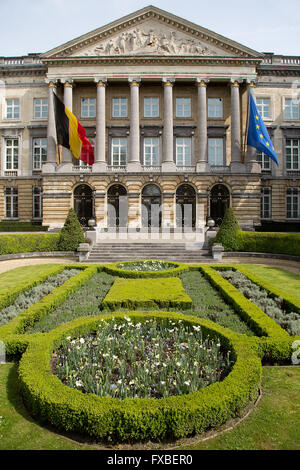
[86,242,212,264]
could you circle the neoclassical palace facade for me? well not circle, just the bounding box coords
[0,5,299,235]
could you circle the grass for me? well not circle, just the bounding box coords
[0,363,299,450]
[0,264,64,294]
[239,264,300,301]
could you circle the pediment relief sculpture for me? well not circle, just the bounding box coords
[78,27,219,57]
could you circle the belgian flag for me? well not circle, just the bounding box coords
[53,92,94,165]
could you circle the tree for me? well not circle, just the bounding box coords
[57,208,85,251]
[214,206,241,251]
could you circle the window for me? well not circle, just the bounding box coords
[5,187,18,218]
[286,188,299,219]
[256,98,270,119]
[144,97,159,117]
[261,187,271,219]
[81,98,96,118]
[208,138,224,166]
[32,138,47,170]
[176,98,191,118]
[111,138,127,166]
[286,139,299,170]
[6,99,19,119]
[176,138,192,166]
[208,98,223,118]
[112,98,128,118]
[34,99,48,119]
[257,151,271,171]
[284,98,299,120]
[5,139,19,170]
[33,187,42,219]
[143,137,159,166]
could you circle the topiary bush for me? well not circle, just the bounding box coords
[57,208,85,251]
[214,207,241,251]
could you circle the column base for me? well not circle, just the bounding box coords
[196,162,210,172]
[162,161,176,172]
[246,161,261,174]
[42,162,57,174]
[57,163,73,173]
[92,162,107,172]
[127,162,142,172]
[230,162,246,173]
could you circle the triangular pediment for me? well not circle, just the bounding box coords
[41,6,262,60]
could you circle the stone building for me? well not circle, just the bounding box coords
[0,5,299,241]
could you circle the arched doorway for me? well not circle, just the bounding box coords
[107,184,127,228]
[209,184,230,226]
[141,184,162,228]
[176,184,196,228]
[73,184,93,226]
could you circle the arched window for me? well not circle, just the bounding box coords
[73,184,93,226]
[107,184,127,228]
[176,184,196,228]
[209,184,230,226]
[141,184,162,228]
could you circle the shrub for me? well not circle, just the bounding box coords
[0,221,48,232]
[0,233,60,255]
[214,207,241,251]
[235,231,300,256]
[57,208,85,251]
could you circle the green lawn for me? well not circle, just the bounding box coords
[0,363,299,450]
[239,264,300,301]
[0,264,64,294]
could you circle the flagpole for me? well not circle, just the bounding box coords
[243,80,254,157]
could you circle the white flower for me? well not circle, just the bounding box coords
[66,336,71,340]
[192,325,201,332]
[79,338,85,344]
[75,380,83,387]
[160,381,166,385]
[184,380,190,386]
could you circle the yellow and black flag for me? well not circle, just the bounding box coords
[53,93,94,165]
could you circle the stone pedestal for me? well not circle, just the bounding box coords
[212,243,224,261]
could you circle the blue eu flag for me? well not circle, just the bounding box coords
[247,93,279,165]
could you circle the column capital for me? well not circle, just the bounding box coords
[162,77,175,86]
[61,78,74,87]
[128,77,141,86]
[246,78,257,87]
[196,78,210,86]
[45,79,57,87]
[230,78,243,86]
[94,77,107,86]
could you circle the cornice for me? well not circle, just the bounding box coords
[43,56,262,66]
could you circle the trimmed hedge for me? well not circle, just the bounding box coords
[230,231,300,256]
[0,233,60,255]
[201,266,293,362]
[102,277,193,310]
[0,221,48,232]
[102,260,189,278]
[18,312,262,442]
[0,265,98,356]
[0,264,66,312]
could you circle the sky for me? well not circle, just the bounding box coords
[1,0,300,57]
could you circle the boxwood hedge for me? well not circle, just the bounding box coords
[18,312,262,442]
[0,233,60,255]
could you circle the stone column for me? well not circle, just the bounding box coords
[230,79,244,172]
[42,80,57,173]
[162,78,176,171]
[128,78,141,171]
[93,78,107,172]
[60,79,74,166]
[196,78,209,172]
[246,80,261,173]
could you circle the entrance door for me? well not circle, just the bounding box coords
[141,184,162,228]
[107,184,127,228]
[73,184,93,226]
[176,184,196,228]
[209,184,230,226]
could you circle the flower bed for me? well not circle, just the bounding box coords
[55,316,232,399]
[102,260,188,278]
[0,269,81,327]
[18,312,262,442]
[101,277,193,310]
[219,269,300,336]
